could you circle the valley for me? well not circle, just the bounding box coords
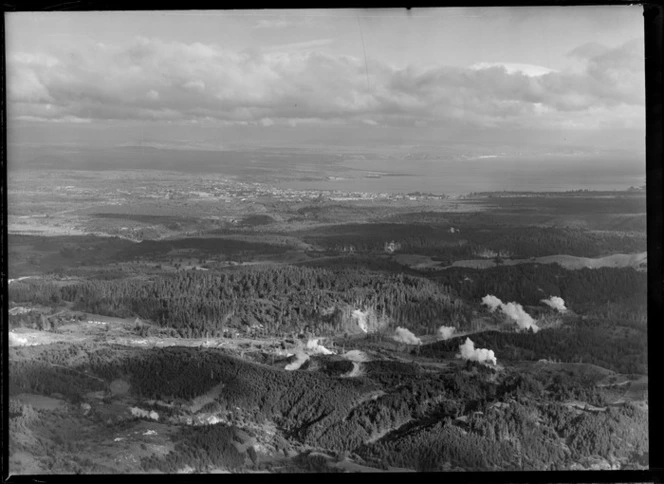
[7,168,648,474]
[5,7,650,477]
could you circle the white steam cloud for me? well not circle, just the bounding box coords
[437,326,456,340]
[457,338,497,366]
[285,350,309,371]
[343,361,364,378]
[284,338,334,370]
[341,350,370,362]
[501,302,540,333]
[482,295,540,333]
[9,333,30,346]
[130,407,159,420]
[306,338,335,355]
[384,241,401,254]
[541,296,567,313]
[482,295,504,312]
[393,327,422,345]
[352,309,369,333]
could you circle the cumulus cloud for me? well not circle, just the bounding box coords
[437,326,456,340]
[253,18,291,29]
[183,80,206,92]
[6,36,643,131]
[541,296,567,313]
[471,62,556,77]
[265,38,335,52]
[393,326,422,345]
[457,337,497,366]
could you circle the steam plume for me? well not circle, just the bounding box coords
[9,333,29,346]
[482,295,540,333]
[285,350,309,371]
[482,295,504,312]
[541,296,567,313]
[393,327,422,345]
[352,309,368,333]
[501,302,540,333]
[343,361,364,378]
[306,338,334,355]
[457,338,497,365]
[342,350,370,362]
[437,326,456,340]
[130,407,159,420]
[384,241,401,254]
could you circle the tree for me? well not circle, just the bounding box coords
[38,314,48,331]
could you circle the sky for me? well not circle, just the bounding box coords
[5,7,645,155]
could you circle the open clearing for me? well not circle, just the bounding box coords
[443,251,647,271]
[392,251,647,272]
[11,393,68,411]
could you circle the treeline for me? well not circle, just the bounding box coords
[551,404,648,461]
[302,224,646,259]
[119,236,290,260]
[141,424,246,472]
[8,264,646,341]
[300,254,416,274]
[8,311,64,331]
[359,399,647,471]
[7,280,64,306]
[9,343,133,400]
[9,233,293,277]
[458,227,646,258]
[10,344,648,471]
[356,367,646,471]
[420,325,647,375]
[8,266,466,337]
[88,347,372,436]
[9,360,106,402]
[433,264,647,323]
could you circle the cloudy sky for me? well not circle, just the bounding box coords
[6,7,645,154]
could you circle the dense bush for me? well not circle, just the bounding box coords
[299,223,646,259]
[9,266,463,337]
[433,264,646,314]
[9,359,106,401]
[9,343,648,471]
[142,424,245,472]
[421,326,647,375]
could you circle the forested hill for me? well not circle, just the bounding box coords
[9,263,646,338]
[9,344,648,472]
[420,327,647,375]
[299,223,646,259]
[432,264,646,323]
[8,266,465,337]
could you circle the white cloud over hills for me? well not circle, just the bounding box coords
[7,35,644,133]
